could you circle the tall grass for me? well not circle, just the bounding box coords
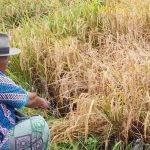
[1,0,150,148]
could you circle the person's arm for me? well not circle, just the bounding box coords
[0,74,49,109]
[0,85,28,109]
[26,92,50,109]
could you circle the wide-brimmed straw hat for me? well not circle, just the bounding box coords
[0,32,21,56]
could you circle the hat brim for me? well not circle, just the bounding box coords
[0,48,21,56]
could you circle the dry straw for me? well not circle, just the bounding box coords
[51,0,150,144]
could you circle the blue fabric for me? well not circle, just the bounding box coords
[0,71,28,149]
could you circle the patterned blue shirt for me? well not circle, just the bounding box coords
[0,71,28,149]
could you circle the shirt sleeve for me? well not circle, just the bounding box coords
[0,74,29,109]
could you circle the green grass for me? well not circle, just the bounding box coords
[1,0,105,89]
[50,136,99,150]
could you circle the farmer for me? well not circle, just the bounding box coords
[0,32,50,150]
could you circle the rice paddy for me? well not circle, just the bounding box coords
[1,0,150,149]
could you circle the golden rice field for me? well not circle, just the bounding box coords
[1,0,150,149]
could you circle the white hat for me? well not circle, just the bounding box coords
[0,32,21,56]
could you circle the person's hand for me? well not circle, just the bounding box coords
[37,98,50,109]
[26,92,50,109]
